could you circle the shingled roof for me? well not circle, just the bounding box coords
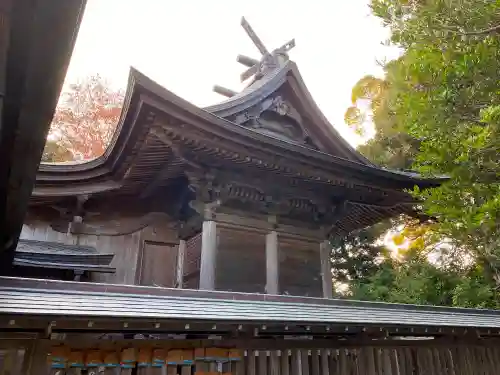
[0,277,499,337]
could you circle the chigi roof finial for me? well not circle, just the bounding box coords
[213,17,296,98]
[238,17,295,82]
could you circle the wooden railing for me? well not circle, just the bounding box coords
[29,345,500,375]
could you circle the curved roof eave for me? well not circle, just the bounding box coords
[32,68,445,197]
[36,68,155,183]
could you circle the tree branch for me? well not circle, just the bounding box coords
[463,24,500,35]
[442,23,500,36]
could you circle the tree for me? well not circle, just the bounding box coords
[345,70,420,170]
[339,0,500,307]
[330,221,391,294]
[43,75,124,162]
[368,0,500,285]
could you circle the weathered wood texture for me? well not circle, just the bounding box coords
[183,233,201,289]
[320,240,333,299]
[18,344,500,375]
[137,242,177,287]
[20,221,178,285]
[0,348,26,375]
[200,220,217,290]
[216,227,266,293]
[279,236,322,297]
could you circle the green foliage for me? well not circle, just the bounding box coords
[371,0,500,281]
[330,221,391,289]
[345,71,419,170]
[340,0,500,308]
[351,250,500,308]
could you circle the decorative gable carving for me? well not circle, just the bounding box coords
[232,95,320,150]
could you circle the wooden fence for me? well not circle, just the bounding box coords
[2,345,500,375]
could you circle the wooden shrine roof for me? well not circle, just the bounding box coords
[28,64,446,234]
[33,65,440,194]
[33,67,443,196]
[0,277,499,337]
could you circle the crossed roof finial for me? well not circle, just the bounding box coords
[213,17,296,98]
[238,17,296,82]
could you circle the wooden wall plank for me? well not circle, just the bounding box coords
[270,351,280,375]
[396,349,404,375]
[319,350,328,375]
[247,350,256,375]
[235,354,246,375]
[300,350,309,375]
[184,233,201,289]
[389,349,399,375]
[258,351,267,375]
[279,237,322,297]
[20,222,147,285]
[138,241,177,287]
[310,350,319,375]
[281,350,290,375]
[291,350,301,375]
[338,349,347,375]
[216,227,266,293]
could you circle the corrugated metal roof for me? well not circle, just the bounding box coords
[0,277,499,328]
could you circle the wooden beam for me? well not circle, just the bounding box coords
[213,85,237,98]
[214,211,324,241]
[320,240,333,299]
[266,230,279,295]
[0,0,86,271]
[199,220,217,290]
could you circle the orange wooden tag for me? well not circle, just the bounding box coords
[103,351,120,367]
[49,346,69,362]
[228,349,243,361]
[68,351,84,367]
[86,350,103,367]
[121,348,137,363]
[138,348,152,367]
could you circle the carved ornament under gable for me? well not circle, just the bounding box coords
[233,95,319,148]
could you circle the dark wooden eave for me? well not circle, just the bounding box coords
[33,68,445,196]
[0,0,86,266]
[28,68,447,234]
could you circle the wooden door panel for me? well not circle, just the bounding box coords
[139,242,177,287]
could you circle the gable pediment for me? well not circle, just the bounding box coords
[208,62,372,164]
[231,94,321,150]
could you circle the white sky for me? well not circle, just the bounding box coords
[64,0,400,147]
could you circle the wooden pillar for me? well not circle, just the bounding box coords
[176,239,186,288]
[199,220,217,290]
[320,240,333,299]
[266,230,279,295]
